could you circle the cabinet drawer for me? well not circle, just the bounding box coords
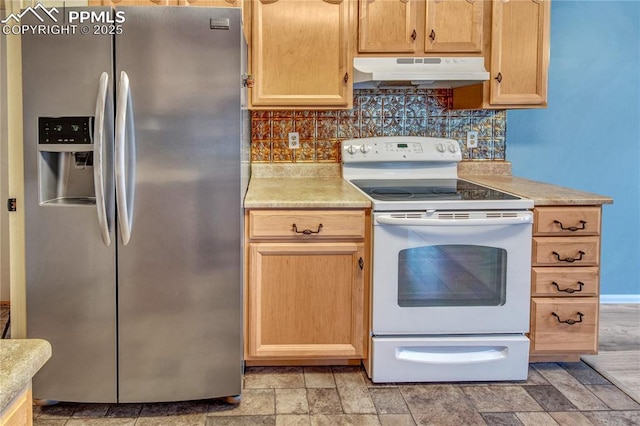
[532,267,599,297]
[249,210,365,240]
[532,236,600,266]
[530,298,598,353]
[534,207,601,236]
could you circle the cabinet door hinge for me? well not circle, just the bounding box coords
[242,74,254,88]
[7,198,16,212]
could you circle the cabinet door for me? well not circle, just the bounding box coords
[248,242,365,359]
[179,0,239,5]
[424,0,483,53]
[358,0,418,53]
[88,0,176,5]
[490,0,550,105]
[251,0,353,108]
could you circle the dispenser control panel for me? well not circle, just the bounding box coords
[39,116,93,144]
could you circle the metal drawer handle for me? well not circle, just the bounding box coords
[553,219,587,232]
[552,250,585,263]
[551,311,584,325]
[292,223,323,235]
[551,281,585,293]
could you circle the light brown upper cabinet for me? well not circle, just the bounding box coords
[250,0,354,109]
[454,0,551,109]
[88,0,176,5]
[425,0,483,53]
[357,0,483,54]
[178,0,240,5]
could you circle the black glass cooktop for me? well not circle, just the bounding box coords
[350,179,520,202]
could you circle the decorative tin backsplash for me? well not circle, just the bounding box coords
[250,89,506,163]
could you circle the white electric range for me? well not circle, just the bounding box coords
[342,136,534,383]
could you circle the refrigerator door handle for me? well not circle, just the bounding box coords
[94,72,111,246]
[115,71,135,246]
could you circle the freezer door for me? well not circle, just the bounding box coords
[115,7,243,402]
[21,8,116,402]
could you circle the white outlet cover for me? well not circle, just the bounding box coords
[288,132,300,149]
[466,131,478,149]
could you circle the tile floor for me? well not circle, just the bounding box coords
[2,305,639,425]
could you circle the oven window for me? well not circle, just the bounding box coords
[397,245,507,307]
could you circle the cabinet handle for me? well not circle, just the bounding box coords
[358,257,364,270]
[428,29,435,42]
[495,72,503,83]
[292,223,323,235]
[552,250,585,263]
[551,311,584,325]
[411,29,418,41]
[343,73,349,84]
[551,281,585,294]
[553,219,587,232]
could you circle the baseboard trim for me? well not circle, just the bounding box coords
[600,294,640,304]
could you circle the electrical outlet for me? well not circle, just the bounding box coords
[288,132,300,149]
[466,131,478,149]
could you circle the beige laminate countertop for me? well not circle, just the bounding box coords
[461,175,613,206]
[244,177,371,209]
[0,339,52,410]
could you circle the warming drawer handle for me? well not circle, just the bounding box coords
[553,219,587,232]
[292,223,323,235]
[551,281,584,294]
[551,311,584,325]
[552,250,585,263]
[376,215,532,227]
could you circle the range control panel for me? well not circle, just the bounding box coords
[39,116,93,144]
[341,136,461,163]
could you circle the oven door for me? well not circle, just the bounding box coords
[372,211,533,335]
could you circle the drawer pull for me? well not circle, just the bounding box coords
[553,219,587,232]
[551,281,585,294]
[292,223,323,235]
[551,311,584,325]
[552,250,585,263]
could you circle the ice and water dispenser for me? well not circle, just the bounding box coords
[38,116,96,205]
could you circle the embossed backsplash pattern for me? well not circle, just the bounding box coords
[250,89,506,163]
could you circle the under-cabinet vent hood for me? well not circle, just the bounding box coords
[353,57,489,89]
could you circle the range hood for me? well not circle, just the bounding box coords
[353,57,489,89]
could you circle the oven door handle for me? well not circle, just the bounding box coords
[375,215,533,227]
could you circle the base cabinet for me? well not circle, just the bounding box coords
[529,206,602,362]
[245,209,369,364]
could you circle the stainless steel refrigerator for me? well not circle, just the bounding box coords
[21,7,248,403]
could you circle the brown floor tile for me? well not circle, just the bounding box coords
[548,411,594,426]
[209,389,275,417]
[206,416,276,425]
[532,364,610,410]
[309,414,381,426]
[378,414,415,426]
[514,412,559,426]
[559,362,611,385]
[135,413,206,425]
[275,414,311,426]
[401,385,485,425]
[337,386,377,414]
[105,404,143,418]
[34,402,77,419]
[480,412,522,426]
[582,410,640,425]
[70,403,110,417]
[333,366,367,388]
[303,367,335,389]
[412,408,486,426]
[462,385,544,412]
[585,384,640,410]
[276,389,309,414]
[369,388,410,414]
[33,420,68,426]
[306,388,343,415]
[524,385,578,412]
[244,367,305,389]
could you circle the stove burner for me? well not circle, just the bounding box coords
[370,188,415,199]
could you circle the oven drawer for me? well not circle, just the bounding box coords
[249,210,365,240]
[531,267,599,297]
[530,297,598,353]
[534,206,601,236]
[532,236,600,266]
[371,335,530,383]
